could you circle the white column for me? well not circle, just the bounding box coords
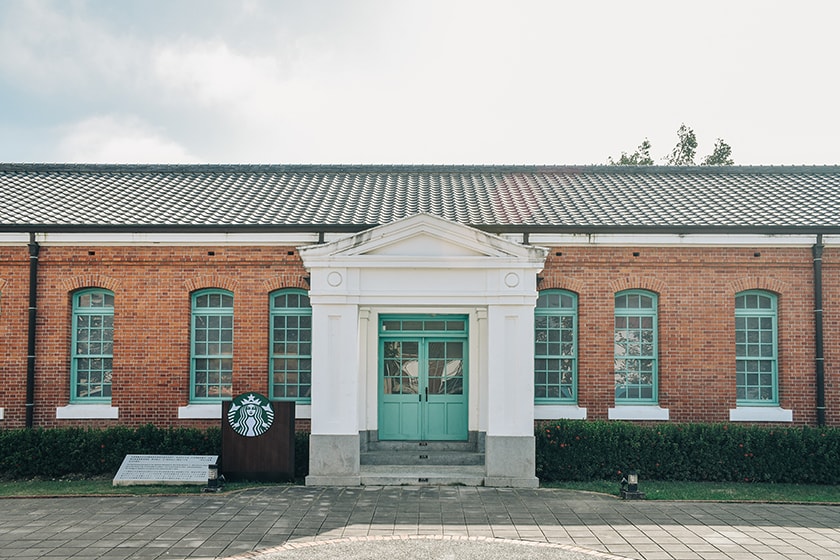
[484,303,538,487]
[306,303,361,485]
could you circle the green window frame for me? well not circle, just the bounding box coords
[535,290,577,403]
[735,290,778,405]
[190,289,234,402]
[269,289,312,402]
[71,288,114,403]
[614,290,658,403]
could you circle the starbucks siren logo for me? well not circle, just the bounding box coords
[227,393,274,437]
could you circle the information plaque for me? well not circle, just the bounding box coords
[112,454,219,486]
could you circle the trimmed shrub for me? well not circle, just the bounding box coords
[0,425,221,479]
[0,425,314,481]
[536,420,840,484]
[295,431,309,480]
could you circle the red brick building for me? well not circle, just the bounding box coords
[0,164,837,485]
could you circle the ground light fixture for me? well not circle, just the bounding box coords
[204,463,221,492]
[620,470,646,500]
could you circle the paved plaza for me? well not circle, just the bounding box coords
[1,486,839,560]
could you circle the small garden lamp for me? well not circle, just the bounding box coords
[204,463,220,492]
[620,470,645,500]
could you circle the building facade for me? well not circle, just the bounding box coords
[0,164,838,486]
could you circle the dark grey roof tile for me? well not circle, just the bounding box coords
[1,163,839,232]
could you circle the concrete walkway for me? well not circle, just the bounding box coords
[1,486,839,560]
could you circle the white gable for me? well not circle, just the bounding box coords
[364,232,485,257]
[299,213,547,263]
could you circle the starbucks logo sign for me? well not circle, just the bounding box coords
[227,393,274,437]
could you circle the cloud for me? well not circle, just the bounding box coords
[56,115,201,163]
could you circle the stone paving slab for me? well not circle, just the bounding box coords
[0,486,839,559]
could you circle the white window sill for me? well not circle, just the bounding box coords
[730,406,792,423]
[56,404,119,419]
[178,403,222,419]
[0,407,4,420]
[179,403,310,420]
[609,405,669,421]
[534,404,587,420]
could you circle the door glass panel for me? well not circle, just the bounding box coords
[427,341,464,395]
[383,341,419,394]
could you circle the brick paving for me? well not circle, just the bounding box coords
[0,486,839,559]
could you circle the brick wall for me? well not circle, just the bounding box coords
[1,244,308,429]
[0,246,30,426]
[540,245,834,425]
[0,242,836,429]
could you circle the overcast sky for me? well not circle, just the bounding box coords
[1,0,838,166]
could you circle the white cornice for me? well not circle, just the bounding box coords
[31,232,320,246]
[0,231,837,247]
[528,233,838,247]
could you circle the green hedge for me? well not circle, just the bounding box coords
[0,426,310,480]
[10,421,837,485]
[537,420,840,484]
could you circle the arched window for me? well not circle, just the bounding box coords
[614,290,658,403]
[535,290,577,403]
[71,289,114,402]
[191,289,234,402]
[735,291,778,404]
[270,289,312,402]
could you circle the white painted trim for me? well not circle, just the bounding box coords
[6,231,837,248]
[729,406,793,423]
[608,405,670,421]
[178,404,221,419]
[56,404,119,419]
[529,233,838,247]
[0,233,29,244]
[177,402,309,420]
[0,407,4,420]
[34,232,320,246]
[534,404,587,420]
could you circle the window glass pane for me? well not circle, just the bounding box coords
[614,291,657,403]
[191,290,233,401]
[735,291,777,404]
[72,290,114,402]
[270,290,313,402]
[535,291,577,402]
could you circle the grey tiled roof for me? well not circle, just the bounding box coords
[1,163,839,233]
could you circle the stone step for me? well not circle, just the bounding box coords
[360,450,484,466]
[359,464,485,486]
[365,440,478,453]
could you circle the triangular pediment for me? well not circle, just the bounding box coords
[299,213,547,262]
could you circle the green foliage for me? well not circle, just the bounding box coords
[0,425,312,481]
[295,431,309,480]
[0,425,220,478]
[665,123,698,165]
[536,420,840,484]
[702,138,735,165]
[610,123,735,166]
[608,138,654,165]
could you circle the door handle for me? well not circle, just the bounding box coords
[425,386,428,401]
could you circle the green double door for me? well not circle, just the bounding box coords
[378,316,468,441]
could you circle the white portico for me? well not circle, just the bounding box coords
[299,213,548,487]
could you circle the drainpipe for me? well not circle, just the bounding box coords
[25,234,40,428]
[813,234,825,427]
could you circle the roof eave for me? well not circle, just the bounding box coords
[2,223,839,236]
